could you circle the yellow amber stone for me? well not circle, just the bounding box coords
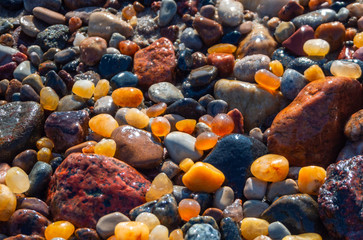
[304,65,325,82]
[129,16,138,27]
[5,167,30,193]
[45,221,75,240]
[353,32,363,48]
[169,229,184,240]
[240,218,269,240]
[36,137,54,150]
[179,158,194,172]
[125,108,150,129]
[37,147,53,163]
[89,114,119,138]
[282,233,322,240]
[94,79,110,101]
[303,39,330,57]
[255,69,281,91]
[94,138,117,157]
[330,60,362,79]
[251,154,289,182]
[149,225,169,240]
[40,87,59,111]
[0,184,17,221]
[145,173,173,202]
[72,80,95,99]
[298,166,326,195]
[114,221,149,240]
[151,117,171,137]
[175,119,196,134]
[182,162,225,193]
[135,212,160,231]
[269,60,284,77]
[207,43,237,54]
[112,87,143,108]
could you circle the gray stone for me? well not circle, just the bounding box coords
[337,7,349,22]
[180,28,203,51]
[0,45,18,65]
[159,0,177,27]
[94,96,118,115]
[57,95,86,112]
[13,61,37,81]
[234,54,270,82]
[20,15,47,38]
[213,186,234,210]
[243,200,269,218]
[220,217,242,240]
[268,221,291,240]
[280,69,308,101]
[217,0,243,27]
[148,82,184,104]
[114,108,129,126]
[36,24,70,51]
[266,178,299,202]
[243,177,267,200]
[26,161,52,198]
[0,19,13,35]
[152,194,180,229]
[109,33,126,49]
[54,48,77,64]
[292,9,337,29]
[96,212,130,240]
[185,224,221,240]
[24,0,62,12]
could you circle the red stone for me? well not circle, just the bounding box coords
[278,1,304,21]
[0,62,17,81]
[47,153,151,228]
[193,16,223,46]
[207,53,234,77]
[177,0,198,16]
[118,40,140,57]
[315,21,346,52]
[133,37,176,89]
[282,25,315,56]
[268,77,362,168]
[8,209,50,237]
[5,79,22,102]
[11,52,27,64]
[338,45,355,60]
[227,108,244,134]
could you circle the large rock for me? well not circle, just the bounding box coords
[203,134,268,197]
[0,102,43,163]
[214,79,286,131]
[47,153,151,228]
[134,37,176,89]
[268,77,362,167]
[318,155,363,240]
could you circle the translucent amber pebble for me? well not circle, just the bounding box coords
[353,32,363,48]
[330,60,362,79]
[37,147,52,163]
[94,79,110,101]
[107,236,116,240]
[125,108,150,129]
[135,212,160,231]
[151,117,171,137]
[0,184,16,221]
[40,87,59,111]
[145,173,173,202]
[82,145,95,154]
[255,69,281,91]
[251,154,289,182]
[119,40,140,57]
[207,43,237,54]
[129,16,138,28]
[269,60,284,77]
[282,233,322,240]
[149,225,169,240]
[298,166,326,195]
[36,137,54,150]
[175,119,196,134]
[195,132,218,150]
[304,65,325,82]
[94,139,117,157]
[169,229,183,240]
[5,167,30,194]
[179,158,194,172]
[45,221,75,240]
[240,218,269,240]
[72,80,95,99]
[303,39,330,57]
[211,113,234,136]
[112,87,143,107]
[89,114,119,138]
[182,162,225,193]
[178,199,201,221]
[199,114,214,127]
[146,102,167,117]
[114,221,149,240]
[122,5,136,21]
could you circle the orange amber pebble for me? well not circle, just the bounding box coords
[198,114,214,127]
[309,0,331,10]
[251,154,289,182]
[175,119,196,134]
[179,158,194,172]
[119,40,140,57]
[151,117,171,137]
[345,28,357,41]
[69,16,82,32]
[107,236,116,240]
[122,5,137,21]
[169,229,184,240]
[37,147,52,163]
[112,87,143,107]
[178,199,201,221]
[195,132,218,150]
[94,79,110,101]
[269,60,284,77]
[146,102,167,117]
[207,43,237,54]
[211,113,234,136]
[36,137,54,150]
[89,114,119,138]
[353,32,363,48]
[304,65,325,82]
[255,69,281,91]
[82,144,95,154]
[45,221,75,240]
[298,166,326,195]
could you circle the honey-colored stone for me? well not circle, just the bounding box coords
[5,167,30,193]
[40,86,59,111]
[178,199,201,221]
[89,114,119,138]
[149,225,169,240]
[175,119,196,134]
[145,173,173,202]
[304,65,325,82]
[207,43,237,54]
[282,233,322,240]
[112,87,143,108]
[269,60,284,77]
[151,117,171,137]
[255,69,281,91]
[179,158,194,172]
[298,166,326,195]
[241,218,269,240]
[114,221,149,240]
[72,80,95,99]
[45,221,75,240]
[135,212,160,231]
[353,32,363,48]
[94,79,110,101]
[0,184,16,221]
[251,154,289,182]
[303,39,330,57]
[37,147,52,163]
[195,132,218,150]
[94,139,117,157]
[330,61,362,79]
[125,108,150,129]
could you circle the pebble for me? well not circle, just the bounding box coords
[282,25,314,56]
[12,150,37,174]
[148,82,183,104]
[185,223,221,240]
[200,5,216,19]
[241,217,269,240]
[8,209,51,236]
[26,161,52,198]
[0,45,18,66]
[213,186,234,210]
[0,184,16,221]
[54,48,77,65]
[266,179,299,202]
[0,0,23,10]
[13,61,36,81]
[280,69,308,101]
[166,98,207,119]
[20,85,40,102]
[96,212,130,240]
[243,200,269,218]
[207,53,235,77]
[274,21,295,43]
[234,54,271,82]
[79,37,107,66]
[292,8,337,29]
[57,95,85,111]
[98,54,132,78]
[75,228,99,240]
[159,0,177,27]
[220,217,242,240]
[20,16,47,38]
[33,7,66,25]
[243,177,268,200]
[36,25,70,51]
[315,21,345,52]
[330,60,362,79]
[152,194,180,229]
[278,1,304,21]
[268,221,291,240]
[180,28,203,50]
[344,109,363,142]
[94,96,118,115]
[192,16,223,46]
[110,71,138,89]
[217,0,243,27]
[45,70,67,97]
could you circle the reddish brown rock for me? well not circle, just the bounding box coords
[282,25,314,56]
[8,209,50,237]
[177,0,198,16]
[268,77,362,167]
[79,37,107,66]
[207,53,234,77]
[47,153,151,228]
[227,108,244,134]
[12,150,37,174]
[17,198,50,218]
[192,16,223,46]
[344,109,363,142]
[0,63,16,82]
[133,37,176,89]
[5,79,21,102]
[346,3,363,18]
[278,0,304,21]
[315,22,345,52]
[75,228,100,240]
[33,7,66,25]
[338,45,355,60]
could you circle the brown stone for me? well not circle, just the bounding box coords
[282,25,314,56]
[4,235,45,240]
[5,79,21,102]
[268,77,362,168]
[315,22,345,52]
[12,149,37,174]
[75,228,100,240]
[79,37,107,66]
[33,7,66,25]
[344,109,363,142]
[278,0,304,21]
[133,37,176,89]
[192,16,223,46]
[8,209,50,237]
[346,3,363,18]
[207,53,234,77]
[202,208,224,223]
[227,108,244,134]
[64,0,106,10]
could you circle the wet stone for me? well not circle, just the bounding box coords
[185,223,221,240]
[166,98,206,119]
[243,200,269,218]
[17,198,49,218]
[217,0,243,27]
[12,150,38,174]
[152,194,180,229]
[268,221,291,240]
[54,48,77,65]
[20,85,40,102]
[33,7,66,25]
[280,69,308,101]
[57,95,86,112]
[13,61,36,81]
[292,9,337,29]
[75,228,99,240]
[94,96,118,115]
[96,212,130,240]
[282,25,314,56]
[20,16,47,38]
[234,54,270,83]
[98,54,132,79]
[274,21,295,43]
[26,161,53,198]
[192,16,223,46]
[8,209,50,237]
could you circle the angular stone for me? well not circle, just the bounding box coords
[282,25,314,56]
[36,25,70,51]
[220,217,242,240]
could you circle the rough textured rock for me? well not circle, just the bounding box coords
[344,109,363,142]
[0,102,43,163]
[268,77,362,168]
[318,155,363,240]
[47,153,151,228]
[8,209,50,237]
[133,37,176,89]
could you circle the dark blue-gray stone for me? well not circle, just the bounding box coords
[182,216,219,233]
[0,0,23,10]
[173,186,192,203]
[152,194,180,229]
[36,24,70,51]
[178,49,193,72]
[54,48,77,65]
[159,0,177,27]
[49,157,63,172]
[46,70,67,97]
[286,57,327,74]
[129,200,158,220]
[98,54,132,79]
[203,134,268,197]
[268,221,291,240]
[221,31,242,45]
[220,217,242,240]
[280,69,308,101]
[292,9,337,29]
[180,28,203,50]
[26,161,53,198]
[188,65,218,87]
[207,99,228,116]
[272,47,295,69]
[166,98,207,119]
[191,192,213,213]
[110,71,138,89]
[243,200,270,218]
[185,224,221,240]
[0,19,13,34]
[182,80,216,100]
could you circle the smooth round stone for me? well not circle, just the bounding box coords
[96,212,130,240]
[98,54,132,79]
[337,7,349,21]
[200,5,216,19]
[266,179,299,202]
[268,221,291,240]
[330,60,362,79]
[109,33,126,49]
[149,225,168,240]
[13,61,36,81]
[314,22,345,52]
[234,54,270,82]
[166,98,207,120]
[24,0,62,12]
[217,0,243,27]
[94,96,118,115]
[280,69,308,101]
[213,186,234,210]
[43,48,61,61]
[110,71,138,89]
[243,177,267,200]
[114,108,129,125]
[188,65,218,87]
[33,7,66,25]
[274,21,295,43]
[75,228,99,240]
[178,49,193,72]
[195,122,212,135]
[54,48,77,64]
[26,161,52,198]
[243,200,269,218]
[57,95,85,111]
[180,28,203,50]
[28,45,44,61]
[207,99,228,116]
[159,0,177,27]
[79,37,107,66]
[106,47,120,55]
[12,150,37,174]
[172,185,192,203]
[148,82,184,104]
[17,197,49,218]
[36,25,70,51]
[344,109,363,142]
[221,31,242,45]
[20,15,47,38]
[185,223,221,240]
